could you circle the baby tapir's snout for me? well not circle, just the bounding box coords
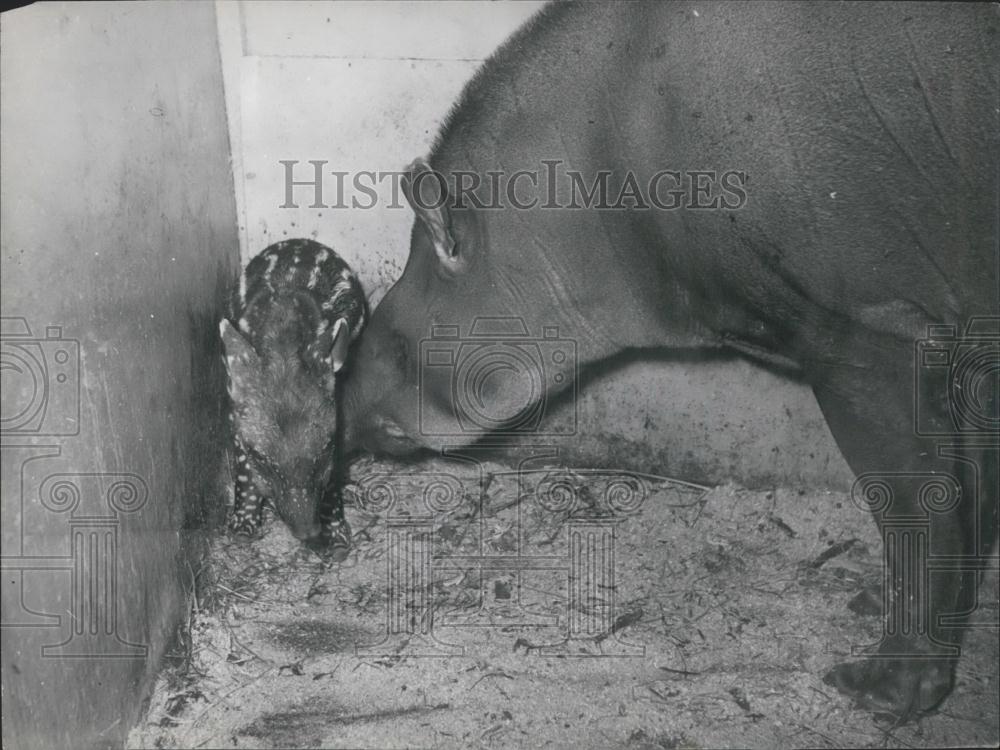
[221,238,366,558]
[279,488,324,541]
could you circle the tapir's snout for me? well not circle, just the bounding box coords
[344,395,422,457]
[289,520,323,542]
[340,376,372,455]
[340,301,425,456]
[277,488,323,541]
[365,414,422,456]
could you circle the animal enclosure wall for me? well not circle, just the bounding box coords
[218,0,851,489]
[0,3,238,748]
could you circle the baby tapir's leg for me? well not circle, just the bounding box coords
[230,438,264,538]
[313,481,351,561]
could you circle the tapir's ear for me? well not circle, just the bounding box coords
[220,319,262,403]
[306,318,351,393]
[402,157,462,269]
[328,318,351,375]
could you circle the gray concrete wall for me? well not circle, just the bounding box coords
[0,3,237,748]
[218,1,852,490]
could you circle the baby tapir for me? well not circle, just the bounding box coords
[220,238,365,557]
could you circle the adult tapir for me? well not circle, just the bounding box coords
[343,0,999,719]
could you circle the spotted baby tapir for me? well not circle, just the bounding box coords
[220,239,365,557]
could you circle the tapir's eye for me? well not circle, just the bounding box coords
[433,251,465,283]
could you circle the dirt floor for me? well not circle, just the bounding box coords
[129,456,999,749]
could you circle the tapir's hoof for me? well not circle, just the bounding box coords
[823,657,954,720]
[228,518,262,542]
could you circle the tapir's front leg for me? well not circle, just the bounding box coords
[229,438,265,539]
[805,322,995,720]
[312,480,352,561]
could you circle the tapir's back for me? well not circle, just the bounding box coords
[433,1,996,345]
[238,238,366,361]
[610,1,999,327]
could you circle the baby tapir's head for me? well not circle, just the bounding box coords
[220,296,352,542]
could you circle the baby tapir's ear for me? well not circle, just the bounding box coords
[306,318,351,393]
[220,319,263,403]
[328,318,351,373]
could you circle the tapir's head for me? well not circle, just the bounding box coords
[220,305,352,541]
[343,158,581,456]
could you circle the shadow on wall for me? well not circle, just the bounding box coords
[431,347,852,490]
[582,353,851,489]
[1,3,238,748]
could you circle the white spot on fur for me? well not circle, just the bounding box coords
[238,318,251,334]
[237,474,249,481]
[332,277,352,297]
[307,264,320,289]
[263,253,279,293]
[317,248,329,263]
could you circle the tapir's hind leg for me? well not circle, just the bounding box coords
[803,321,996,720]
